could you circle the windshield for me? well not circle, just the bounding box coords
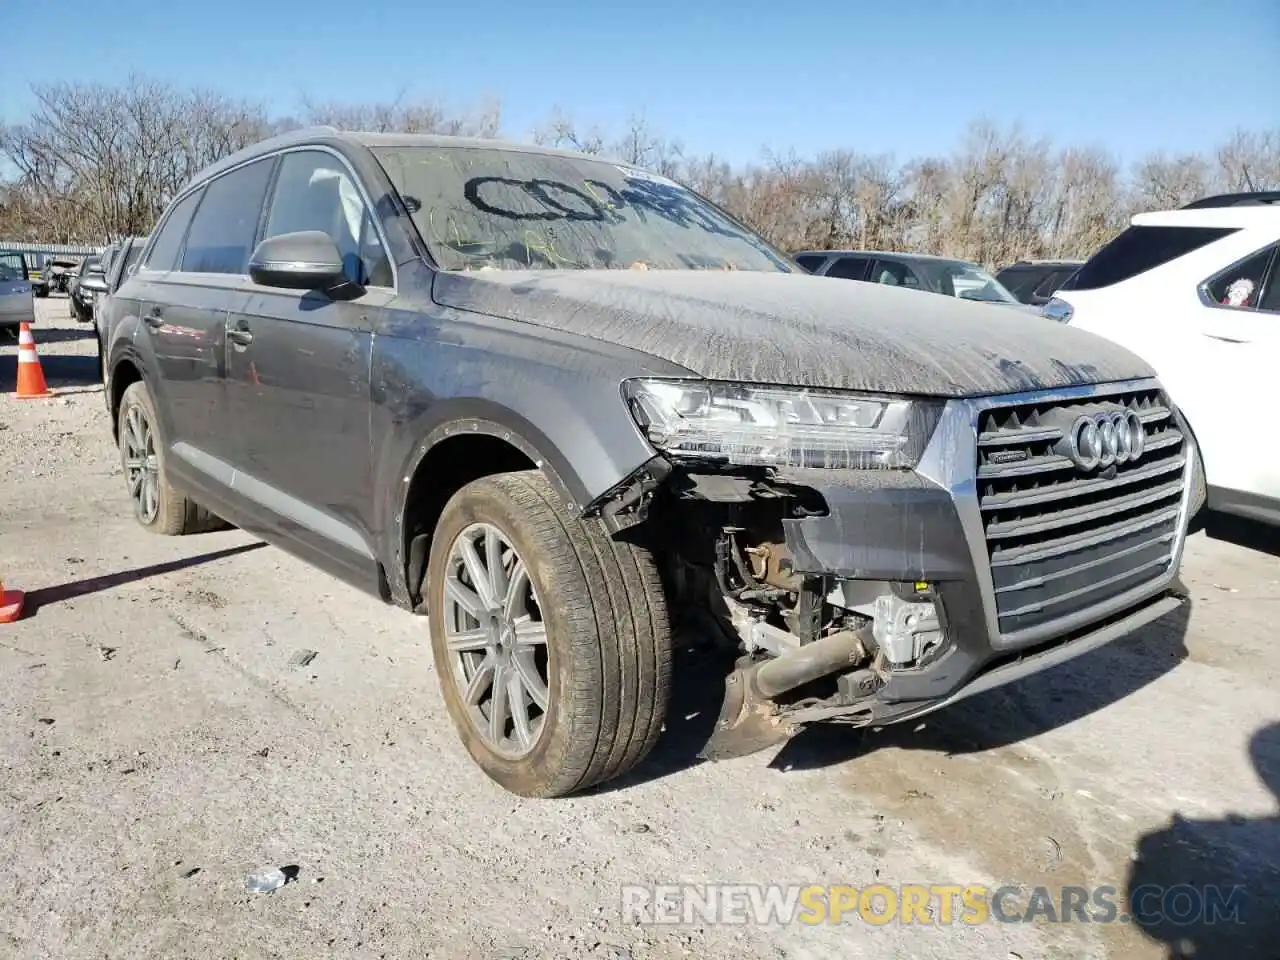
[938,262,1018,303]
[0,253,25,282]
[372,145,794,273]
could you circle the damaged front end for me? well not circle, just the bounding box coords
[581,378,965,760]
[584,376,1194,762]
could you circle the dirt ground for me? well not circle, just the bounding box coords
[2,298,1278,960]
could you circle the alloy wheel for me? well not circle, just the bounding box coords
[122,405,160,523]
[441,522,551,759]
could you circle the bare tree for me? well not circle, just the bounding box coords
[0,75,272,241]
[3,76,1277,266]
[301,90,502,138]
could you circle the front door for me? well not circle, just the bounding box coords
[225,148,395,587]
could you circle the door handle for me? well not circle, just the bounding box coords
[227,322,253,346]
[143,305,164,328]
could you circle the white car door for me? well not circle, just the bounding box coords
[1172,243,1280,517]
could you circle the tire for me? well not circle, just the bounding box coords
[117,381,227,535]
[427,470,673,798]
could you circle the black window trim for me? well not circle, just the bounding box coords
[258,145,397,292]
[1196,242,1280,315]
[140,143,398,292]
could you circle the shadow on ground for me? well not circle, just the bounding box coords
[1126,721,1280,959]
[0,354,100,392]
[600,597,1193,792]
[22,541,267,617]
[26,325,97,346]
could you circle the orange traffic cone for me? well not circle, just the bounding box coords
[11,321,52,399]
[0,575,24,624]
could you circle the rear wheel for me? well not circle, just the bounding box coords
[117,381,227,535]
[427,470,673,797]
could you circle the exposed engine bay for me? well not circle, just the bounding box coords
[610,462,954,760]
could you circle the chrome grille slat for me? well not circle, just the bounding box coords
[998,553,1174,619]
[977,431,1181,480]
[980,455,1186,511]
[976,385,1186,638]
[994,530,1177,594]
[985,477,1184,539]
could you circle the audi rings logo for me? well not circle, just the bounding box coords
[1067,410,1146,470]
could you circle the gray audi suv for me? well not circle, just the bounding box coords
[102,127,1197,797]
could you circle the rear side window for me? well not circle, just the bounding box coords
[181,157,276,274]
[1206,247,1275,308]
[825,256,871,280]
[1061,226,1237,291]
[794,254,827,273]
[144,190,202,272]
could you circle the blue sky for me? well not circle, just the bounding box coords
[4,0,1277,166]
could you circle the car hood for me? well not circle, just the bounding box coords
[431,269,1154,398]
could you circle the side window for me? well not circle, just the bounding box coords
[181,157,276,275]
[144,190,201,272]
[794,254,827,273]
[825,256,871,281]
[262,150,393,287]
[871,259,921,288]
[1205,246,1276,309]
[1061,226,1237,291]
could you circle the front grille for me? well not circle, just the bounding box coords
[975,385,1187,640]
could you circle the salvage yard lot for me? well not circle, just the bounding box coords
[2,298,1277,960]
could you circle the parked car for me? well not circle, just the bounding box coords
[793,249,1036,311]
[1044,190,1280,528]
[67,254,105,323]
[996,259,1084,306]
[46,256,82,295]
[27,255,50,298]
[103,127,1195,798]
[94,235,148,381]
[0,251,34,333]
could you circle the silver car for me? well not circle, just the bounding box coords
[0,252,34,334]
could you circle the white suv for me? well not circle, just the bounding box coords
[1045,192,1280,527]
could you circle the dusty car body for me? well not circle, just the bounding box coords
[103,128,1195,797]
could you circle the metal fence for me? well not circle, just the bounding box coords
[0,241,104,260]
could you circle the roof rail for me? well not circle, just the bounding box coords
[1180,191,1280,209]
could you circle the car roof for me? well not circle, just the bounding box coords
[1131,206,1280,230]
[187,126,630,192]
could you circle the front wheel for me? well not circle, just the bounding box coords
[427,471,673,798]
[116,381,227,535]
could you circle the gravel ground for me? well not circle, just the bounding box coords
[2,299,1278,960]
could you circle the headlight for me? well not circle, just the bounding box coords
[622,379,941,470]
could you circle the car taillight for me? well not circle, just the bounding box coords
[1041,297,1074,323]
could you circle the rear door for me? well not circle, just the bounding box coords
[225,147,394,584]
[1183,243,1280,516]
[822,255,872,281]
[141,156,276,507]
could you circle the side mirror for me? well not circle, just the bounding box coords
[81,275,109,293]
[249,231,347,291]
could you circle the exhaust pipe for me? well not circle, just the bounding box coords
[753,626,871,698]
